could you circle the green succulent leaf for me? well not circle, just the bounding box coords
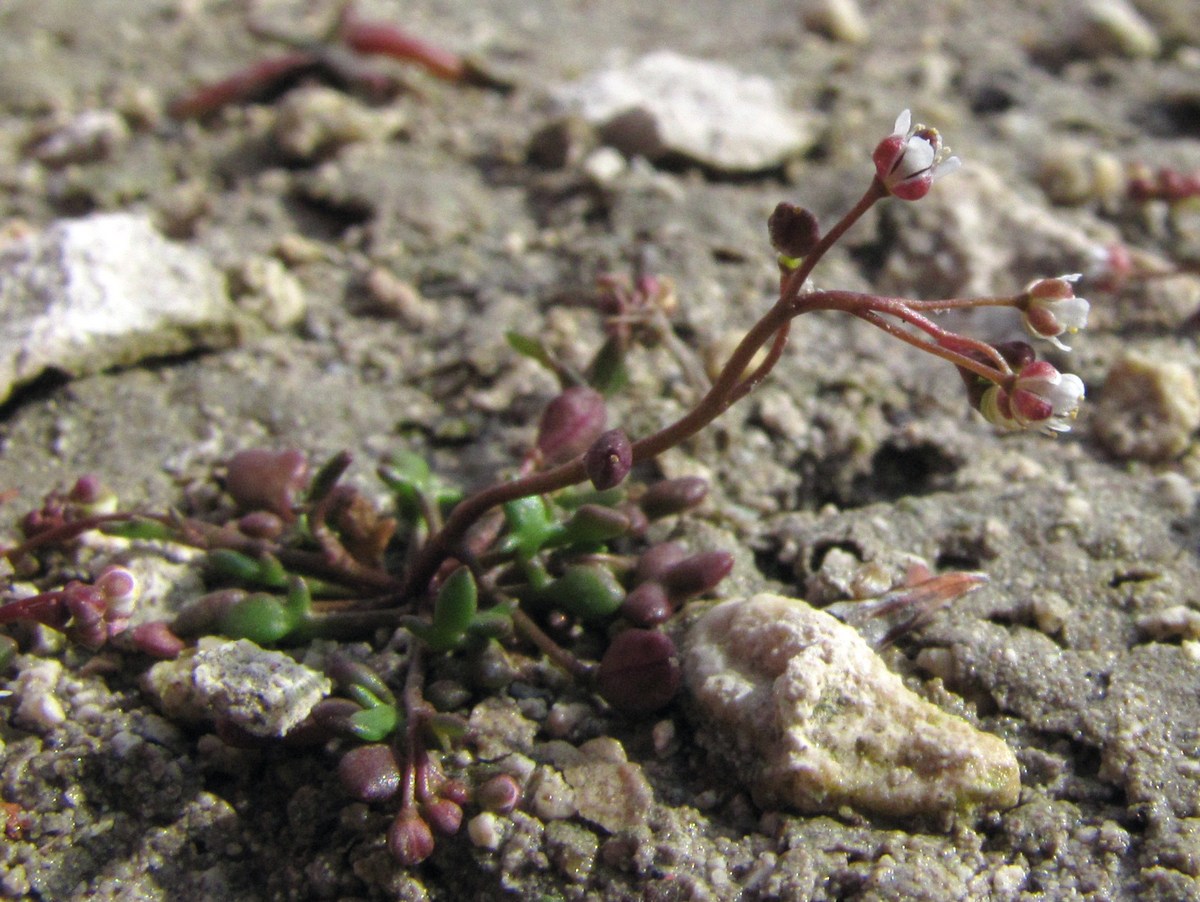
[543,564,625,622]
[500,496,563,559]
[346,703,400,742]
[218,593,297,644]
[584,336,629,396]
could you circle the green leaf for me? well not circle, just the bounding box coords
[500,496,563,559]
[100,518,177,541]
[542,564,625,622]
[505,331,559,375]
[346,704,400,742]
[218,594,297,644]
[433,567,477,637]
[556,504,631,547]
[584,336,629,396]
[206,549,289,589]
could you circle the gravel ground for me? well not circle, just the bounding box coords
[2,0,1200,899]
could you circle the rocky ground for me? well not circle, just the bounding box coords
[2,0,1200,899]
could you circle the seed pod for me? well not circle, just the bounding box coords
[596,629,681,714]
[388,809,435,866]
[338,744,401,803]
[639,476,708,520]
[768,202,821,259]
[535,386,607,466]
[584,428,633,490]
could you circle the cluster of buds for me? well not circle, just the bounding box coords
[1127,163,1200,206]
[0,566,137,649]
[862,114,1091,435]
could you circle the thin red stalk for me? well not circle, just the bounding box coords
[169,51,317,118]
[339,17,465,81]
[852,310,1006,383]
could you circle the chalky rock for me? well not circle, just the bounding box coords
[683,594,1020,818]
[144,639,330,738]
[551,51,814,173]
[0,213,235,404]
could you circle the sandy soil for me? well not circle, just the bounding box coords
[2,0,1200,899]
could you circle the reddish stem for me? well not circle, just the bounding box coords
[340,18,465,81]
[169,51,318,118]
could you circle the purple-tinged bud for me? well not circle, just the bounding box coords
[129,621,186,659]
[596,629,681,715]
[224,449,308,519]
[338,744,401,803]
[439,779,470,807]
[639,477,708,520]
[388,809,435,866]
[633,541,688,585]
[620,581,673,627]
[422,798,463,836]
[96,566,136,603]
[476,774,521,814]
[236,510,286,540]
[67,475,107,507]
[584,428,633,490]
[535,386,607,467]
[768,202,820,259]
[661,550,734,601]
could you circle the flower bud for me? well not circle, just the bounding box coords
[638,476,708,520]
[388,809,435,866]
[768,202,820,259]
[535,386,607,467]
[596,629,681,714]
[477,774,522,814]
[584,429,633,490]
[338,744,401,803]
[422,798,463,836]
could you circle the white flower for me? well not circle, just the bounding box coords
[979,361,1085,435]
[1021,274,1090,351]
[872,110,962,201]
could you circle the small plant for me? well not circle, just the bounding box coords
[168,0,491,119]
[1,109,1090,866]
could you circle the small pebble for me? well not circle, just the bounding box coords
[468,812,506,850]
[31,109,130,167]
[802,0,870,44]
[1093,352,1200,462]
[1077,0,1161,59]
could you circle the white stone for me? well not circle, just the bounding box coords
[0,213,234,404]
[552,51,814,172]
[13,657,67,730]
[683,594,1021,818]
[144,638,330,738]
